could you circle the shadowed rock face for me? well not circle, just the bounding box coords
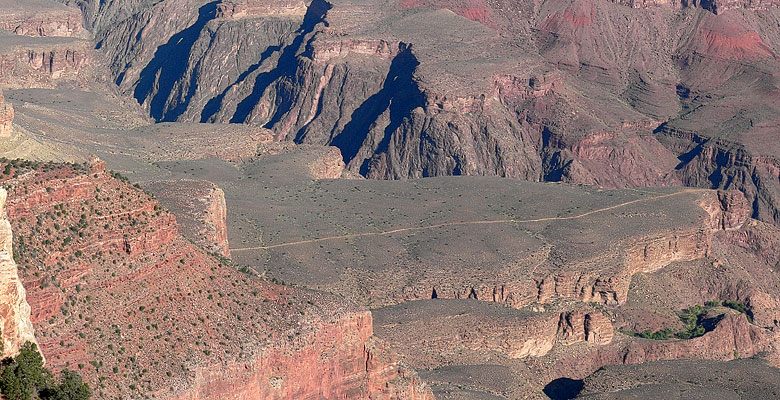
[44,0,780,235]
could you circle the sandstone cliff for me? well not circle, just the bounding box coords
[0,1,84,37]
[0,161,430,399]
[0,187,38,358]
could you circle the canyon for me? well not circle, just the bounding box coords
[0,159,432,399]
[1,0,780,398]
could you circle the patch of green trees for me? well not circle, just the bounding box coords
[0,341,90,400]
[621,301,752,341]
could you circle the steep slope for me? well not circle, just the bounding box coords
[0,187,39,359]
[0,159,431,399]
[44,0,780,234]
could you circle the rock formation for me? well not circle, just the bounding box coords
[142,179,231,257]
[0,1,84,37]
[0,161,431,399]
[50,0,780,238]
[0,88,12,137]
[0,187,38,358]
[0,38,92,88]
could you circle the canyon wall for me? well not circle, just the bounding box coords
[165,312,432,400]
[0,161,430,399]
[0,188,38,358]
[0,5,84,37]
[51,0,780,241]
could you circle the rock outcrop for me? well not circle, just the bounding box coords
[0,1,84,37]
[307,146,349,179]
[558,309,614,346]
[142,179,231,257]
[0,188,38,358]
[0,38,92,88]
[0,161,430,399]
[0,88,12,137]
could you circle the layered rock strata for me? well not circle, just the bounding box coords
[0,36,92,88]
[0,161,430,399]
[0,2,84,37]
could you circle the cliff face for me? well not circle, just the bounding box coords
[53,0,780,239]
[142,179,231,257]
[660,127,780,226]
[1,161,430,399]
[165,312,432,400]
[0,38,92,88]
[0,188,38,358]
[0,3,84,37]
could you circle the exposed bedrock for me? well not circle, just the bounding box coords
[659,127,780,226]
[426,224,716,309]
[2,162,432,399]
[0,188,39,359]
[372,300,614,365]
[164,312,433,400]
[529,312,769,387]
[141,179,231,257]
[0,39,92,88]
[0,2,84,38]
[58,0,689,183]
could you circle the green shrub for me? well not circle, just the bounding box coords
[0,342,91,400]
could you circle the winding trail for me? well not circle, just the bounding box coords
[230,189,700,252]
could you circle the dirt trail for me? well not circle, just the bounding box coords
[230,189,701,252]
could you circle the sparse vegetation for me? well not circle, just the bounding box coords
[620,304,711,340]
[620,300,754,341]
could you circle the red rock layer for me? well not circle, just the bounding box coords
[0,161,430,399]
[165,313,432,400]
